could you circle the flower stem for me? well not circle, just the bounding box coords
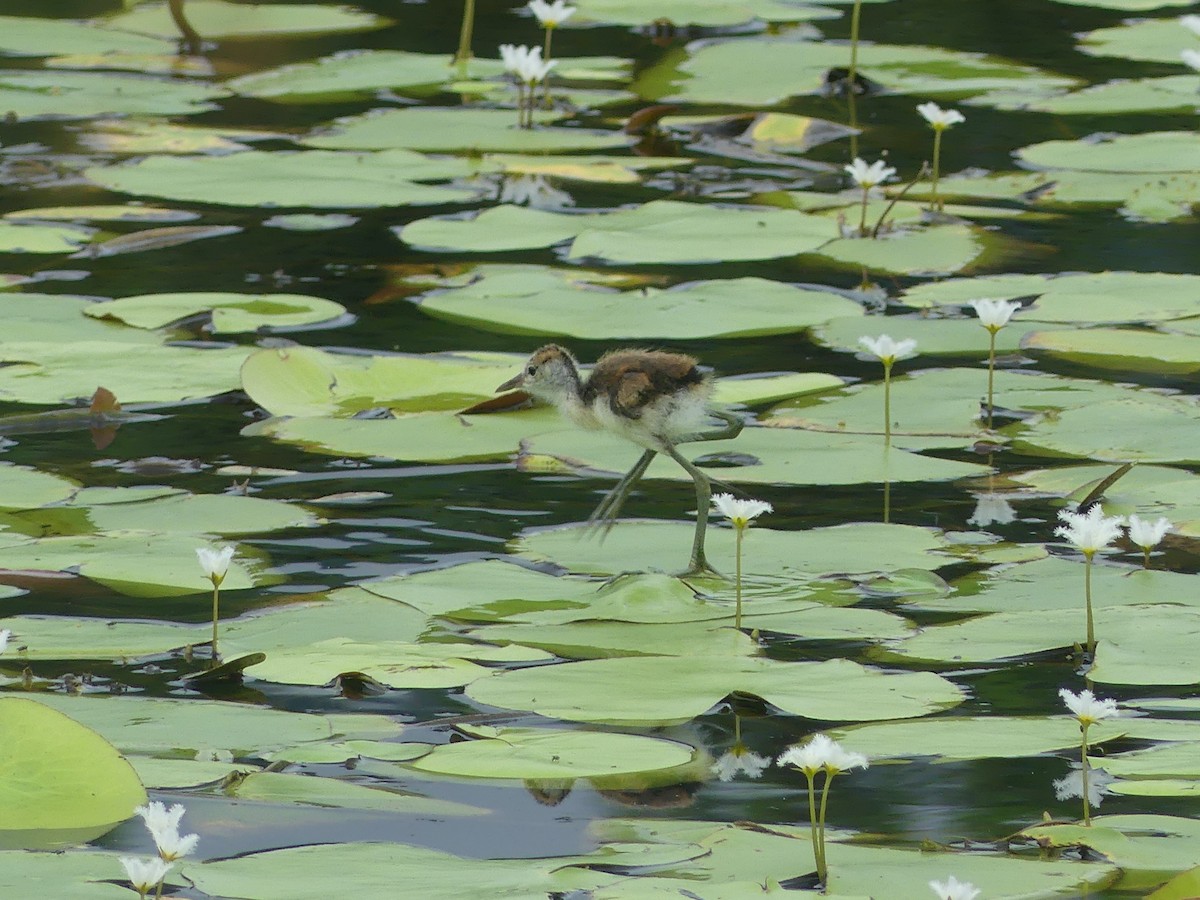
[211,582,221,660]
[816,772,835,886]
[1084,551,1095,655]
[805,771,823,883]
[986,328,997,429]
[1081,722,1092,826]
[734,525,744,630]
[930,128,943,210]
[542,28,554,106]
[882,361,893,446]
[858,186,869,237]
[1142,547,1150,569]
[454,0,475,67]
[848,0,862,89]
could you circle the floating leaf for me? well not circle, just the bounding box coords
[106,0,389,38]
[0,70,223,120]
[0,14,175,56]
[228,771,481,816]
[0,221,94,254]
[574,0,838,26]
[1023,328,1200,375]
[1079,18,1200,63]
[1011,395,1200,464]
[86,291,347,333]
[1025,815,1200,875]
[1017,132,1200,174]
[814,223,988,276]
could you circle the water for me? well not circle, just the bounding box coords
[1,1,1197,896]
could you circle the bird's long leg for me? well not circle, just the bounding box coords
[681,409,744,444]
[664,443,717,576]
[586,448,656,536]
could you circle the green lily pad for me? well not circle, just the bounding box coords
[85,291,347,334]
[106,0,388,38]
[0,70,223,120]
[70,491,320,536]
[129,756,259,789]
[1150,867,1200,900]
[0,698,146,848]
[228,770,481,817]
[418,272,864,339]
[0,340,249,405]
[815,223,988,276]
[1025,815,1200,875]
[900,271,1200,324]
[574,0,838,26]
[1022,328,1200,375]
[85,150,483,209]
[245,638,551,688]
[1100,743,1200,780]
[263,740,430,764]
[410,725,696,779]
[1011,395,1200,464]
[1080,18,1200,63]
[1017,132,1200,174]
[1049,0,1193,8]
[263,214,358,231]
[997,76,1200,115]
[467,655,963,725]
[400,199,836,263]
[633,37,1078,106]
[78,118,286,154]
[308,106,632,153]
[0,221,94,254]
[813,314,1047,356]
[0,14,175,56]
[0,615,203,661]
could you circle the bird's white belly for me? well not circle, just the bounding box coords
[589,390,711,450]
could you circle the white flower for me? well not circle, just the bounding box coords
[498,173,575,208]
[1060,687,1120,726]
[528,0,576,27]
[858,334,918,365]
[1127,514,1172,551]
[968,494,1016,527]
[712,493,773,529]
[499,42,525,73]
[929,875,981,900]
[134,801,199,861]
[970,298,1021,333]
[712,745,771,781]
[1182,14,1200,37]
[917,102,966,130]
[1054,764,1115,808]
[1183,48,1200,72]
[196,546,235,586]
[119,856,172,893]
[0,628,10,655]
[844,157,896,189]
[1054,505,1124,556]
[777,734,868,776]
[512,45,555,86]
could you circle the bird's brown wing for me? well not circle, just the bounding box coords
[611,370,654,420]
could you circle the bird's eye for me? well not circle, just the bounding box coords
[526,365,537,375]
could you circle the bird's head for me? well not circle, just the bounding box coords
[497,344,581,402]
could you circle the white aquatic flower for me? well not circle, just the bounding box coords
[119,856,172,894]
[499,43,531,73]
[134,801,199,861]
[970,298,1021,332]
[1183,48,1200,71]
[528,0,576,27]
[1183,14,1200,36]
[712,745,771,782]
[497,173,575,208]
[929,875,981,900]
[969,494,1017,527]
[777,734,868,776]
[511,45,556,86]
[844,157,896,189]
[1054,505,1124,555]
[0,628,9,654]
[917,101,966,130]
[1060,687,1120,726]
[196,546,235,584]
[858,334,918,365]
[1127,514,1172,551]
[1054,764,1115,808]
[712,493,773,529]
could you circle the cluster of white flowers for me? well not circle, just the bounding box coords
[120,801,200,897]
[777,733,868,776]
[1054,506,1172,557]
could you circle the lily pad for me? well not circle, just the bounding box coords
[1017,132,1200,174]
[400,200,836,264]
[85,150,483,209]
[418,271,863,339]
[1011,395,1200,464]
[467,655,964,725]
[1022,328,1200,375]
[106,0,389,38]
[813,314,1045,356]
[996,76,1200,115]
[0,15,175,57]
[85,291,347,334]
[0,221,95,254]
[228,770,480,817]
[0,698,146,847]
[409,725,696,779]
[1025,815,1200,875]
[0,70,224,120]
[1079,18,1200,63]
[573,0,838,26]
[814,223,988,276]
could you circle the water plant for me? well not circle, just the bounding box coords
[499,43,556,128]
[969,298,1021,429]
[1059,688,1119,825]
[843,157,896,237]
[1128,514,1172,569]
[847,0,864,95]
[712,493,772,629]
[777,734,868,887]
[119,856,172,900]
[196,546,235,660]
[1053,505,1124,655]
[712,716,770,781]
[916,102,965,211]
[930,876,981,900]
[454,0,476,66]
[527,0,575,102]
[857,335,918,445]
[135,801,199,863]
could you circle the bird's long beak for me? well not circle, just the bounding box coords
[496,373,524,393]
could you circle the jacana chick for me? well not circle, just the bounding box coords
[497,344,742,574]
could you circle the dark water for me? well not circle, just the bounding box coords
[1,1,1197,896]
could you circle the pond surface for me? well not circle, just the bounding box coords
[1,0,1199,897]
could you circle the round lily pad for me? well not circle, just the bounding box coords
[1017,132,1200,174]
[105,0,389,38]
[0,70,223,120]
[1023,328,1200,375]
[86,291,347,334]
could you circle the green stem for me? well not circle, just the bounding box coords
[986,328,996,429]
[1081,723,1092,826]
[882,361,893,446]
[847,88,858,159]
[1142,547,1150,570]
[454,0,475,66]
[542,28,554,106]
[211,582,220,660]
[734,525,744,629]
[805,771,823,883]
[858,186,869,237]
[817,772,835,886]
[930,128,943,211]
[848,0,862,88]
[1084,551,1095,655]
